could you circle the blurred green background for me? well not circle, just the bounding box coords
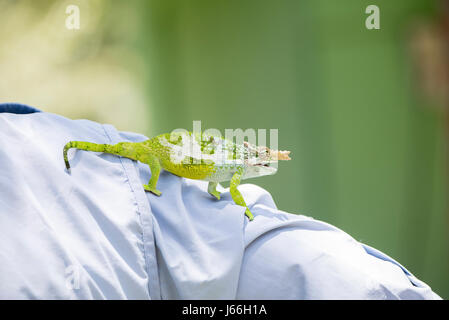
[1,0,448,298]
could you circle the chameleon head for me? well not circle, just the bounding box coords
[242,143,291,179]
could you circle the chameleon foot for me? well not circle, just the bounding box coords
[143,185,162,196]
[245,207,254,221]
[208,190,221,200]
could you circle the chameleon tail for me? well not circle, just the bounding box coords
[63,141,117,170]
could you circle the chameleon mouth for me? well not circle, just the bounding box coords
[258,163,270,167]
[254,162,274,168]
[252,161,278,176]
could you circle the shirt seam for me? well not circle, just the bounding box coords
[101,124,161,299]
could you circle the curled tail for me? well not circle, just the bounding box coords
[63,141,116,170]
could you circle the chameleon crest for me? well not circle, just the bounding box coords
[63,131,291,221]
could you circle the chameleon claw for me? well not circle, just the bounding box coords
[245,207,254,221]
[209,190,221,200]
[143,185,162,196]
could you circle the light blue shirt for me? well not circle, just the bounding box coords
[0,104,441,299]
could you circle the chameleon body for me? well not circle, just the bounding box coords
[63,131,291,221]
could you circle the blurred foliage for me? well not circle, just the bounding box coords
[1,0,448,298]
[0,0,149,133]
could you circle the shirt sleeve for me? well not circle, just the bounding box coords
[235,187,441,299]
[0,108,442,299]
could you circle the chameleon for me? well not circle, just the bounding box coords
[63,131,291,221]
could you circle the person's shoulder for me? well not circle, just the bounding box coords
[240,203,441,299]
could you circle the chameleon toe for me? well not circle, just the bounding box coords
[143,184,162,196]
[209,191,221,200]
[245,208,254,221]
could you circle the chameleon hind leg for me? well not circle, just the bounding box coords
[207,182,221,200]
[141,153,162,196]
[63,141,143,170]
[63,140,162,195]
[230,167,254,221]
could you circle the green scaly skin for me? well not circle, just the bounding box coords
[63,132,291,221]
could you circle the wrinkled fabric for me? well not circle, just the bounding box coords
[0,107,441,299]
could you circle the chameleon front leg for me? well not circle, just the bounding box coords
[207,182,221,200]
[230,167,254,221]
[141,153,162,196]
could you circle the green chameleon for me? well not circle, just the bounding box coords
[63,131,291,221]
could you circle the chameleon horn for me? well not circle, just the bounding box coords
[268,149,291,160]
[276,150,291,160]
